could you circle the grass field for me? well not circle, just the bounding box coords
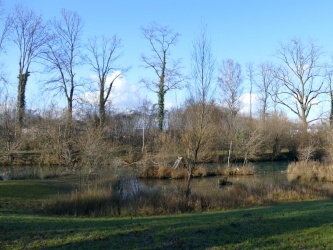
[1,178,333,249]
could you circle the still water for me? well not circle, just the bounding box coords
[141,161,290,193]
[0,161,290,193]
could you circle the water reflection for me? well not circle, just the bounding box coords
[141,161,290,192]
[248,160,289,174]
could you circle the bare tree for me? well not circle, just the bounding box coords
[236,117,265,165]
[273,38,325,131]
[41,9,83,168]
[9,4,48,128]
[257,62,276,120]
[190,26,216,105]
[140,23,184,131]
[218,59,243,117]
[0,1,10,89]
[42,9,83,125]
[0,0,7,52]
[324,66,333,126]
[78,125,113,170]
[182,25,216,198]
[246,62,255,120]
[0,95,17,153]
[140,99,158,153]
[218,59,243,166]
[86,35,129,127]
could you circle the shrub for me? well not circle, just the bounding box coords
[219,165,254,176]
[156,166,172,179]
[140,165,219,179]
[193,165,220,177]
[287,161,333,182]
[192,165,208,177]
[170,168,187,179]
[139,166,157,178]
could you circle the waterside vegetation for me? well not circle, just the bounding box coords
[1,176,333,249]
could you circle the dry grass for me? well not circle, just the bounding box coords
[213,178,333,209]
[192,165,208,177]
[44,188,121,216]
[0,165,66,180]
[156,166,172,179]
[287,161,333,182]
[192,164,217,177]
[139,164,255,180]
[138,165,157,178]
[139,166,188,179]
[42,173,333,217]
[170,168,187,179]
[43,176,192,216]
[218,165,255,176]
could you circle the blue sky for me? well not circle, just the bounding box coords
[3,1,333,118]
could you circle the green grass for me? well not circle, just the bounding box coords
[0,177,75,212]
[1,178,333,249]
[1,200,333,249]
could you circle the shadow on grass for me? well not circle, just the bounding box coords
[1,199,333,249]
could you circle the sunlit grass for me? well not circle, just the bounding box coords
[0,178,74,212]
[1,200,333,249]
[2,173,333,249]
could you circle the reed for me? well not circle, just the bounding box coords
[42,173,333,217]
[287,161,333,182]
[218,165,255,176]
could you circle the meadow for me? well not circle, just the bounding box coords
[2,198,333,249]
[1,169,333,249]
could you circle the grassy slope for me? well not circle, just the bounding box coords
[1,180,333,249]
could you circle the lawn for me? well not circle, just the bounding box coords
[1,179,333,249]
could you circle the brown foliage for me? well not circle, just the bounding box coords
[219,166,254,176]
[287,161,333,182]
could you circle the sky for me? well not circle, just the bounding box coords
[2,0,333,119]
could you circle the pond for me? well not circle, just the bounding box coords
[0,161,290,193]
[141,161,290,194]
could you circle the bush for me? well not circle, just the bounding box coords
[139,166,157,178]
[219,165,254,176]
[139,165,188,179]
[170,168,187,179]
[287,161,333,182]
[156,166,172,179]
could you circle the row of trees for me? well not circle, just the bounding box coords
[0,3,127,130]
[1,3,333,175]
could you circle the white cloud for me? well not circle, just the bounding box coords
[81,91,99,105]
[81,71,141,109]
[239,92,259,114]
[81,72,186,111]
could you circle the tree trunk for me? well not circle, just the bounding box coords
[67,98,73,121]
[99,80,106,127]
[330,90,333,126]
[158,83,165,131]
[227,141,232,167]
[158,52,166,132]
[17,71,30,128]
[65,98,73,141]
[272,135,281,159]
[185,167,192,199]
[142,110,146,153]
[99,100,106,127]
[243,152,248,167]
